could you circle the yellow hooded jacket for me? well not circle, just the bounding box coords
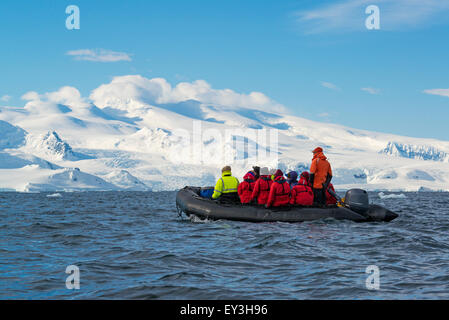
[212,171,239,199]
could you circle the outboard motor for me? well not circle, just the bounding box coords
[344,189,369,214]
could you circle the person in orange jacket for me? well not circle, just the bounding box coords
[266,170,290,208]
[309,147,333,206]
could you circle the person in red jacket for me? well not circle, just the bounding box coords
[266,170,290,208]
[290,171,314,206]
[238,171,256,204]
[299,171,311,187]
[325,183,338,206]
[251,167,272,205]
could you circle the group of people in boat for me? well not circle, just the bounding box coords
[211,147,337,208]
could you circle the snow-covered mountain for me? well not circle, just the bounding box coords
[1,75,448,192]
[0,120,26,150]
[380,141,449,162]
[24,131,92,161]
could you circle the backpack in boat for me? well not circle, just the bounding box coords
[200,188,214,199]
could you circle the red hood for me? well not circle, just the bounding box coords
[274,169,283,177]
[274,175,286,183]
[244,172,255,180]
[300,171,310,180]
[313,152,327,161]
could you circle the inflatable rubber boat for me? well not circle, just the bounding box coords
[176,186,399,223]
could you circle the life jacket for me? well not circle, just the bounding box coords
[326,183,338,206]
[251,175,273,205]
[266,176,290,208]
[290,178,314,206]
[310,152,332,189]
[298,176,311,188]
[238,172,256,204]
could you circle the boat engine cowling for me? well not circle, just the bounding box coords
[344,189,369,214]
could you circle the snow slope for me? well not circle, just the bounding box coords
[0,75,448,192]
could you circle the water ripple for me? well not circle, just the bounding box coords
[1,191,449,299]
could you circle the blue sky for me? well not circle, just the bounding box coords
[1,0,449,140]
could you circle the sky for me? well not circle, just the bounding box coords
[1,0,449,140]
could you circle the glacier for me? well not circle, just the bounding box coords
[0,75,448,192]
[380,141,449,162]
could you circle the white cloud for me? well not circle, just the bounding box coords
[295,0,449,34]
[21,87,89,113]
[90,75,287,113]
[21,91,40,101]
[47,86,90,107]
[66,49,132,62]
[423,88,449,98]
[89,75,172,109]
[1,95,11,102]
[361,87,380,95]
[321,81,340,91]
[18,75,288,116]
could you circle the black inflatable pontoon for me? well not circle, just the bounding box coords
[176,187,398,223]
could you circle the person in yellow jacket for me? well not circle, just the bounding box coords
[212,166,240,202]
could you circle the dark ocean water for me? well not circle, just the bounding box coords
[1,191,448,300]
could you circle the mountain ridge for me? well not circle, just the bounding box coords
[0,75,448,192]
